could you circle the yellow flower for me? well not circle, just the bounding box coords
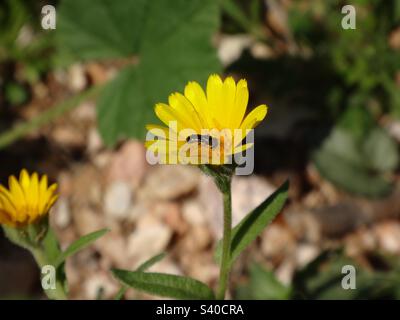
[0,169,58,227]
[146,74,268,165]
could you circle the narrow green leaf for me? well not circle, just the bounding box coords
[112,270,215,300]
[236,263,292,299]
[42,227,63,265]
[114,252,167,300]
[215,181,289,265]
[136,253,167,272]
[54,228,109,268]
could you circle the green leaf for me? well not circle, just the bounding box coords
[313,128,395,197]
[236,263,291,299]
[54,228,109,268]
[215,181,289,265]
[57,0,147,60]
[136,253,167,272]
[57,0,221,144]
[363,128,399,172]
[2,225,32,250]
[42,227,63,265]
[114,252,167,300]
[112,270,215,300]
[292,250,400,299]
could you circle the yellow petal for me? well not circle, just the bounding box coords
[19,169,31,191]
[0,209,15,226]
[232,143,254,154]
[43,194,58,216]
[0,193,17,222]
[9,175,26,218]
[240,104,268,131]
[29,172,39,217]
[206,74,224,128]
[221,77,237,129]
[184,81,211,127]
[231,79,249,129]
[43,184,58,215]
[169,93,203,130]
[38,175,48,215]
[155,103,195,132]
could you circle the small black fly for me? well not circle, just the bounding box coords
[186,134,218,149]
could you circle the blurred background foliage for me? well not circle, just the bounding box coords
[1,0,400,299]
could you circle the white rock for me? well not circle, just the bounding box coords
[182,199,207,226]
[72,102,96,122]
[52,126,85,147]
[106,140,148,189]
[295,244,319,268]
[127,203,147,223]
[261,224,294,258]
[74,207,105,236]
[104,181,132,220]
[180,226,212,252]
[374,221,400,254]
[53,197,71,229]
[182,253,219,284]
[127,220,172,263]
[68,63,87,92]
[147,257,183,276]
[250,42,274,59]
[143,165,199,200]
[275,258,296,286]
[197,175,223,238]
[84,272,119,300]
[87,128,103,154]
[218,34,252,66]
[94,231,127,267]
[345,228,377,257]
[231,176,275,226]
[92,151,113,169]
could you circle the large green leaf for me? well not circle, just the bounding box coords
[57,0,221,144]
[215,181,289,265]
[57,0,147,60]
[112,270,215,300]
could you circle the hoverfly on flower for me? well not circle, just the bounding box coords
[145,74,268,174]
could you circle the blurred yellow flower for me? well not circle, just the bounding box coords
[146,74,268,165]
[0,169,58,227]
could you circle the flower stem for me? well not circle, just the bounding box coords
[217,182,232,300]
[0,85,101,150]
[32,247,67,300]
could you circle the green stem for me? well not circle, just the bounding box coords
[32,247,67,300]
[114,286,128,300]
[217,182,232,300]
[221,0,267,41]
[0,85,101,150]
